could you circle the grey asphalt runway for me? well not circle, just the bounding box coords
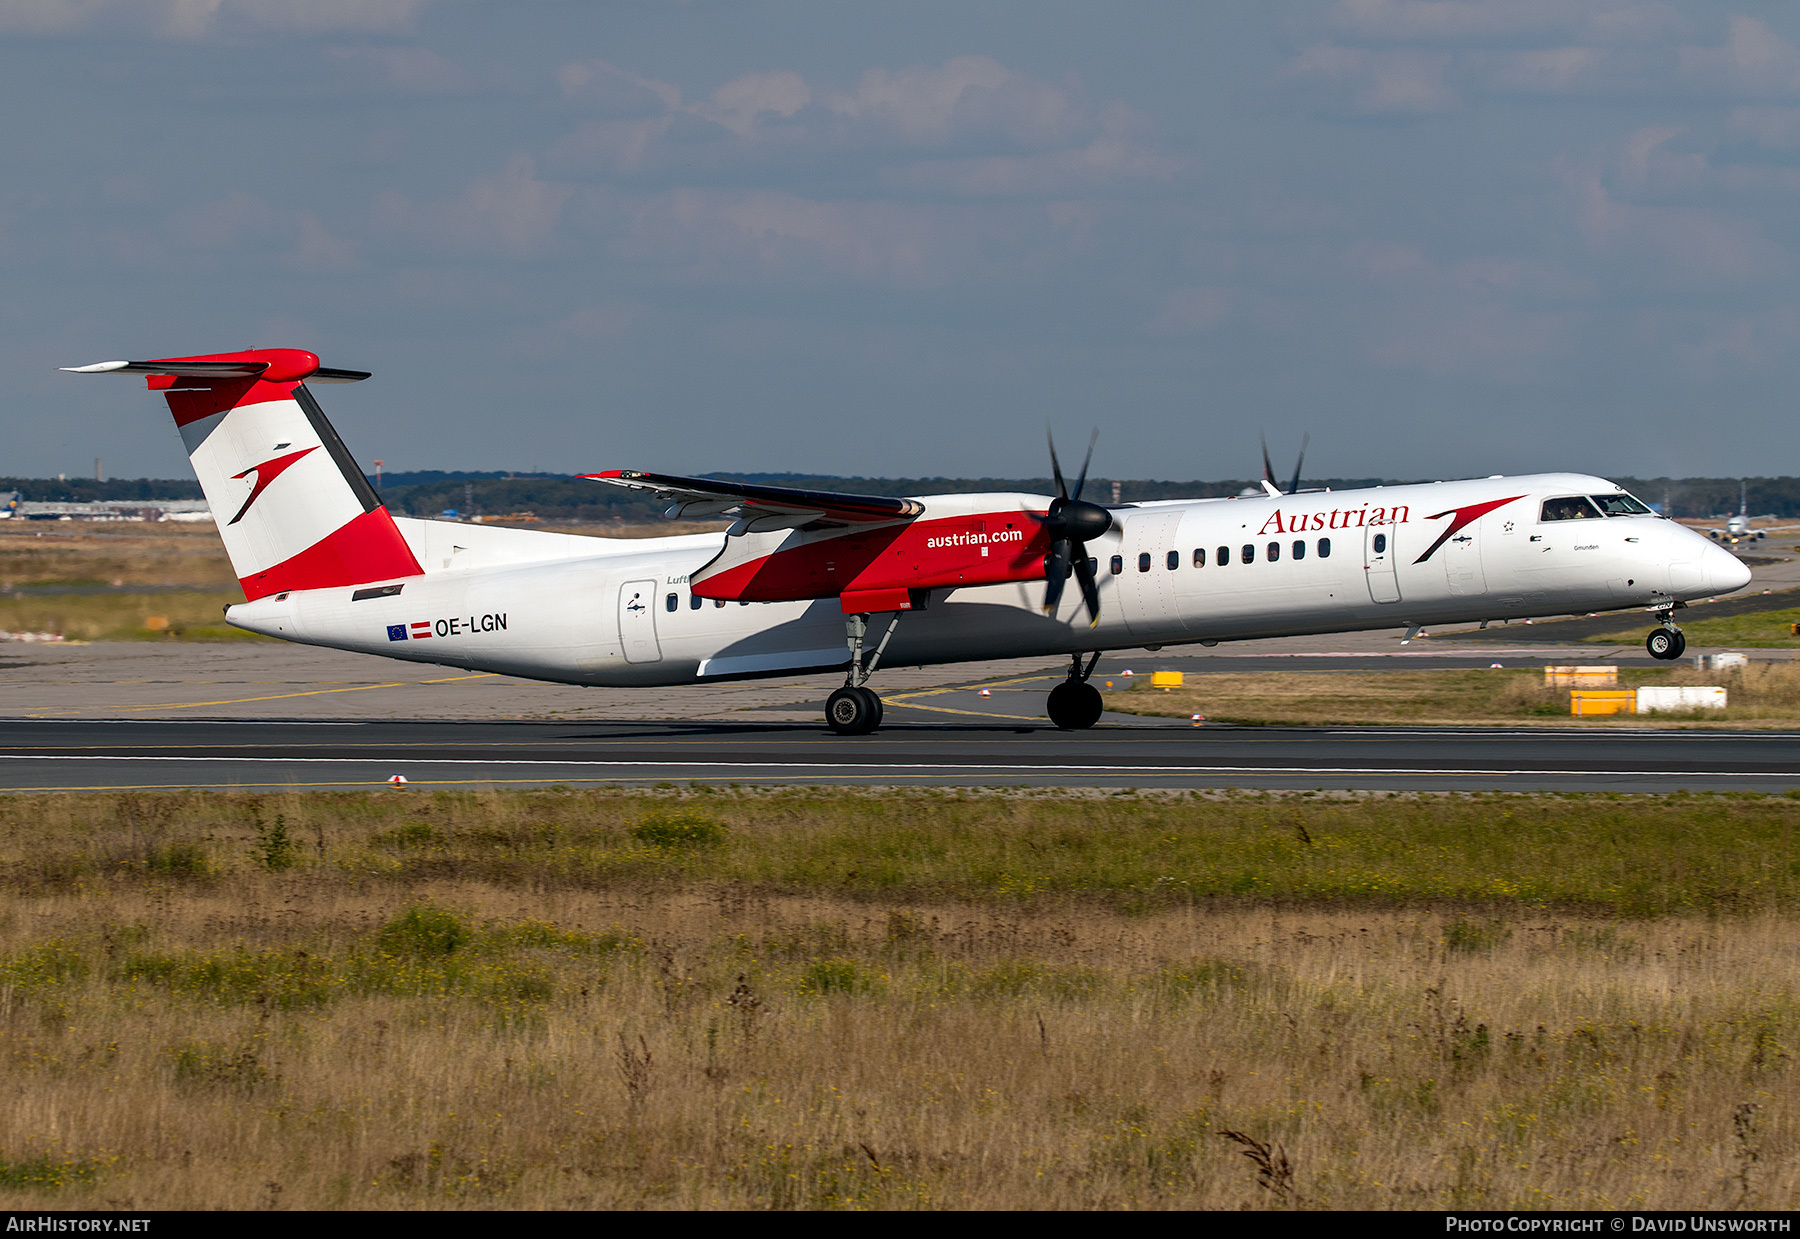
[4,718,1799,793]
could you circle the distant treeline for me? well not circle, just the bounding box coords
[0,477,204,502]
[4,473,1795,520]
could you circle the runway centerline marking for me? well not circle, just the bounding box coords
[0,754,1795,779]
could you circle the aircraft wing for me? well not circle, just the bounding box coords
[583,470,923,533]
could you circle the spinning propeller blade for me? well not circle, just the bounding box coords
[1042,428,1113,627]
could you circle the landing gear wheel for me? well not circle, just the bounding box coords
[826,686,880,735]
[1646,628,1684,661]
[1671,630,1687,659]
[860,686,884,730]
[1046,681,1104,730]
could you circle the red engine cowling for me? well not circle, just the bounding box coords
[693,512,1054,608]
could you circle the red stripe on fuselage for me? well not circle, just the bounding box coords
[237,507,422,601]
[694,511,1053,602]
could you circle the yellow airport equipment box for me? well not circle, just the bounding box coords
[1546,665,1617,686]
[1570,689,1636,716]
[1151,671,1184,691]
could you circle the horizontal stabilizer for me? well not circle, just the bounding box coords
[61,350,370,384]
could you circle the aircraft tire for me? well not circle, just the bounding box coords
[1646,629,1680,661]
[1046,681,1104,730]
[1671,631,1687,658]
[826,686,879,735]
[860,687,884,730]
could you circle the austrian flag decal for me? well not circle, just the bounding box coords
[386,621,432,641]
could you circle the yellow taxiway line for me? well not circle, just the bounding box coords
[21,673,496,717]
[882,673,1063,721]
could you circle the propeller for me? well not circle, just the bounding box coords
[1041,428,1113,626]
[1260,431,1310,496]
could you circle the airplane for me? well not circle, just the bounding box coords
[64,348,1753,733]
[1697,481,1799,546]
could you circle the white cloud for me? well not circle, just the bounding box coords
[701,70,811,137]
[1728,106,1800,149]
[1678,16,1800,99]
[1284,45,1457,114]
[1337,240,1585,376]
[373,154,573,259]
[1147,286,1235,336]
[1328,0,1680,45]
[822,56,1091,148]
[324,45,472,93]
[884,105,1182,196]
[0,0,443,37]
[544,54,1174,197]
[1570,164,1790,286]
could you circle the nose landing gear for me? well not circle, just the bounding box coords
[1046,652,1104,730]
[1646,607,1686,661]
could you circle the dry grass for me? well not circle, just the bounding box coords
[0,590,259,641]
[0,789,1791,1209]
[1105,664,1800,728]
[0,519,720,641]
[0,523,236,590]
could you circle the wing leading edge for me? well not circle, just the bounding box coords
[583,470,922,533]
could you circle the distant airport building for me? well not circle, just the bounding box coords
[0,496,212,523]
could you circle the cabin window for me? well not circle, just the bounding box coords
[1138,553,1152,572]
[1193,547,1205,568]
[1373,533,1387,554]
[1110,555,1123,575]
[1218,546,1230,568]
[1591,493,1652,516]
[1241,544,1254,564]
[1318,538,1331,558]
[1292,540,1305,560]
[690,594,702,610]
[1541,496,1602,521]
[665,594,678,612]
[1267,541,1280,562]
[1166,550,1179,571]
[714,598,726,608]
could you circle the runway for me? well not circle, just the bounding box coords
[3,718,1798,793]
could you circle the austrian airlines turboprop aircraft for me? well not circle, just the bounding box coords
[66,349,1752,733]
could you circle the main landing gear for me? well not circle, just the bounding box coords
[1646,607,1686,661]
[826,611,903,735]
[1046,652,1104,730]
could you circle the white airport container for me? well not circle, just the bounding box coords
[1695,652,1749,672]
[1636,686,1727,714]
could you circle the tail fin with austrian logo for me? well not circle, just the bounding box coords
[63,348,421,600]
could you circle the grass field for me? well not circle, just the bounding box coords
[0,788,1793,1210]
[1104,662,1800,728]
[1591,607,1800,649]
[0,519,719,641]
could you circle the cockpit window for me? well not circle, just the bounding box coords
[1591,493,1652,517]
[1541,496,1602,522]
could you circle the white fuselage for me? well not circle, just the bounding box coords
[223,473,1750,687]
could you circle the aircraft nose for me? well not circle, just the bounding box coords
[1703,543,1753,594]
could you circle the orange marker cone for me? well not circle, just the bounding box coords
[1190,712,1204,726]
[978,688,991,698]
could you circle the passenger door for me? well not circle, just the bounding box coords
[618,579,662,663]
[1365,525,1401,604]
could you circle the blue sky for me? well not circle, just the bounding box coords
[13,1,1800,484]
